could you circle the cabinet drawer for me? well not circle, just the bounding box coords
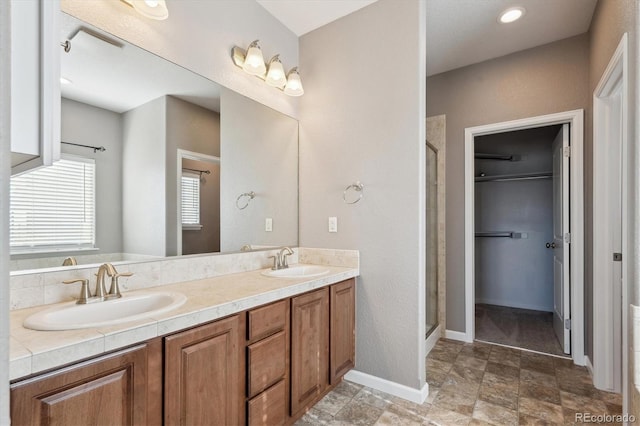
[247,331,286,397]
[247,300,287,341]
[247,380,286,426]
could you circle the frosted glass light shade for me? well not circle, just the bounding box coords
[265,56,286,88]
[284,68,304,97]
[129,0,169,20]
[242,41,267,76]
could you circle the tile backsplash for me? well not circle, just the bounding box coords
[9,247,359,310]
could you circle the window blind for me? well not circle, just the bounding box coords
[10,157,96,252]
[181,173,201,226]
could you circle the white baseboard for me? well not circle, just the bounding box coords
[585,355,594,377]
[445,329,472,343]
[343,370,429,404]
[425,324,442,355]
[475,298,552,313]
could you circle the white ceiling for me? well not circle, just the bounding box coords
[256,0,379,36]
[60,13,221,114]
[256,0,597,77]
[425,0,597,76]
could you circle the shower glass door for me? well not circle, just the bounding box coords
[426,143,438,337]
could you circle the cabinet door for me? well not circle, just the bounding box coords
[330,279,356,383]
[10,0,61,174]
[290,288,329,416]
[164,315,244,426]
[10,341,161,426]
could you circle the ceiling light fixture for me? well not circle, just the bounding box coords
[60,77,72,85]
[121,0,169,20]
[499,6,525,24]
[232,41,304,96]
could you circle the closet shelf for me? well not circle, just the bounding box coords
[475,171,552,182]
[475,153,520,161]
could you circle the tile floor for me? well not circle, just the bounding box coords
[295,339,623,425]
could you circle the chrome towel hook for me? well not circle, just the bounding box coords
[343,181,364,204]
[236,191,256,210]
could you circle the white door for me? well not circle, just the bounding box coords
[552,124,570,354]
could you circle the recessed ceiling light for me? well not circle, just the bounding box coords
[499,7,526,24]
[60,77,72,85]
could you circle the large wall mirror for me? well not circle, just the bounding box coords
[9,12,299,273]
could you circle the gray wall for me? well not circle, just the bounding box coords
[475,127,557,312]
[220,89,298,253]
[426,34,590,333]
[60,98,123,255]
[181,159,220,255]
[122,96,166,257]
[299,0,427,390]
[165,96,220,256]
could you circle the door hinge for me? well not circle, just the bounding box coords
[613,252,623,262]
[565,319,571,330]
[564,233,571,244]
[563,146,571,157]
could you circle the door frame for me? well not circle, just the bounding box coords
[592,33,629,395]
[176,149,221,256]
[463,109,585,366]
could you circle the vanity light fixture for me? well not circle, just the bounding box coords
[121,0,169,20]
[283,67,304,97]
[499,6,526,23]
[265,55,287,88]
[232,41,304,96]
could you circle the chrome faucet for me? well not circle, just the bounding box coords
[95,263,116,300]
[63,263,133,304]
[269,247,294,270]
[62,256,77,266]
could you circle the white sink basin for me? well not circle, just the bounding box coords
[262,265,330,279]
[23,291,187,331]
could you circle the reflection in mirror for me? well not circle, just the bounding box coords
[9,12,298,272]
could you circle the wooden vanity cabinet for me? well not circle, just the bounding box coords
[330,278,356,384]
[164,314,245,426]
[10,339,162,426]
[290,287,330,417]
[246,300,289,426]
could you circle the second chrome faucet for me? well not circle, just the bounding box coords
[63,263,133,304]
[269,247,294,270]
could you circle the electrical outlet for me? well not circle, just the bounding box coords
[328,217,338,233]
[265,218,273,232]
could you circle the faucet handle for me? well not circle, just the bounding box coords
[268,255,280,270]
[107,272,133,299]
[63,279,91,304]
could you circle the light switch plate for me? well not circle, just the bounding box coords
[328,217,337,233]
[265,218,273,232]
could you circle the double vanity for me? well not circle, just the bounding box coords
[9,248,359,425]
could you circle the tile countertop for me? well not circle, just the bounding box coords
[9,264,359,381]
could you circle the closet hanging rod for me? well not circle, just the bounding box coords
[475,171,552,183]
[475,232,528,239]
[61,141,106,153]
[182,167,211,175]
[475,153,520,161]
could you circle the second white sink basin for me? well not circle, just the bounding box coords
[23,291,187,331]
[262,265,330,279]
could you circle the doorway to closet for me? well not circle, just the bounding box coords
[474,125,566,356]
[464,110,585,365]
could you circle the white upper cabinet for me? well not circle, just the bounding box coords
[10,0,61,175]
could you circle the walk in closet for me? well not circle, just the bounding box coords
[474,125,565,356]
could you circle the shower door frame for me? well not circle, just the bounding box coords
[463,109,585,366]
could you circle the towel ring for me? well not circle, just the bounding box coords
[236,191,256,210]
[343,181,364,204]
